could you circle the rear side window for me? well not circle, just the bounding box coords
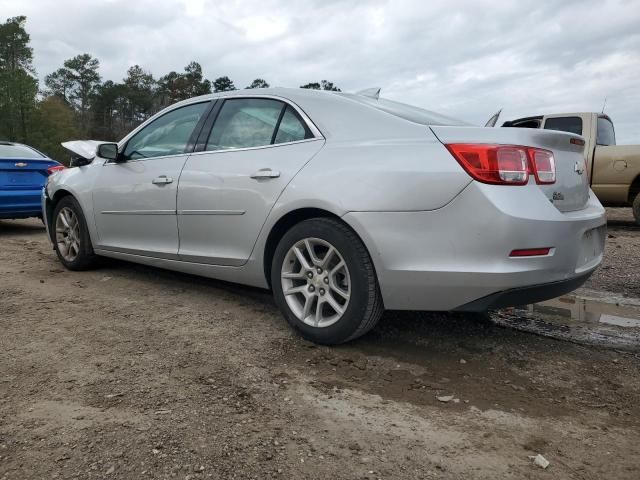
[206,99,313,151]
[596,117,616,146]
[274,106,312,144]
[0,143,44,159]
[543,117,583,135]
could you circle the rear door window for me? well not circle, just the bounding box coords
[543,117,583,135]
[596,117,616,146]
[206,98,284,151]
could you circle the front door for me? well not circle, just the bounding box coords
[92,101,210,257]
[177,97,324,266]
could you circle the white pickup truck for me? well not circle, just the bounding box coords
[501,112,640,224]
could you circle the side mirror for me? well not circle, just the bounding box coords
[97,143,120,161]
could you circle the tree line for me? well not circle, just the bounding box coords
[0,16,341,162]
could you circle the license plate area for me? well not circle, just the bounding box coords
[576,226,605,270]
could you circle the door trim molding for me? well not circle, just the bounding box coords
[101,210,175,215]
[178,209,246,216]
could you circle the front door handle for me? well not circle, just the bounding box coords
[250,168,280,179]
[152,175,173,185]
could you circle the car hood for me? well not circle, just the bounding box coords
[62,140,110,161]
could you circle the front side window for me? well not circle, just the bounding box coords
[596,117,616,146]
[123,102,209,160]
[543,116,583,135]
[206,98,314,151]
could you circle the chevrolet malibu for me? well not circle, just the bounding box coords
[43,88,606,344]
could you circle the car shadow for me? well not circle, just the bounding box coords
[0,219,46,237]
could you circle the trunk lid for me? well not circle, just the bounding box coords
[430,126,590,212]
[0,158,61,190]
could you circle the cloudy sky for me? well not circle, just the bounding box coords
[3,0,640,142]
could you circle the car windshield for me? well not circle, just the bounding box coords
[0,143,44,159]
[340,94,469,126]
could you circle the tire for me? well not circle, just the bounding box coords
[271,217,383,345]
[52,196,99,270]
[633,192,640,226]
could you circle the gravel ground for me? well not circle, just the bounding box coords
[1,209,639,480]
[584,208,640,297]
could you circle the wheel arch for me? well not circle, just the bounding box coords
[628,173,640,204]
[263,207,374,289]
[46,189,75,242]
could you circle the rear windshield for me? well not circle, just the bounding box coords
[543,117,583,135]
[596,117,616,146]
[340,94,468,126]
[0,143,44,159]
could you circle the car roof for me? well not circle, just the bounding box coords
[169,87,465,141]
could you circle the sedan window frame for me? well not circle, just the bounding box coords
[110,100,215,164]
[192,95,324,155]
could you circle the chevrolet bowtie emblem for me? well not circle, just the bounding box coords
[14,162,28,167]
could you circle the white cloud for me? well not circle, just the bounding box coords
[2,0,640,142]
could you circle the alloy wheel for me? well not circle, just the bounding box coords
[55,206,81,262]
[280,237,351,328]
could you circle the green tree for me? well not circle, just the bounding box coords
[29,96,80,163]
[0,16,38,142]
[213,75,236,93]
[157,62,211,106]
[246,78,270,89]
[123,65,156,122]
[64,53,101,118]
[44,67,74,104]
[300,80,341,91]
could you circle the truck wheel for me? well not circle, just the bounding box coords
[633,192,640,226]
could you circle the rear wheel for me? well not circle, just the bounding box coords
[271,218,383,344]
[633,192,640,226]
[52,196,99,270]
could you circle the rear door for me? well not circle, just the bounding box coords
[92,101,210,257]
[177,97,324,266]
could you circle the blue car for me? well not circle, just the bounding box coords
[0,142,64,220]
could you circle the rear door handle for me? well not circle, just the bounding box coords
[152,175,173,185]
[250,168,280,179]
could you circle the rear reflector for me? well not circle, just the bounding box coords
[445,144,556,186]
[570,137,585,146]
[509,248,551,257]
[47,165,65,175]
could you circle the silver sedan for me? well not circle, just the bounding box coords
[43,88,606,344]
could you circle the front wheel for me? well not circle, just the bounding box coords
[271,218,383,345]
[52,196,99,270]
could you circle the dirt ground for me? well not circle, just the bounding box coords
[1,209,639,480]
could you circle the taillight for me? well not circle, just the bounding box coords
[530,149,555,184]
[445,144,556,185]
[47,165,65,175]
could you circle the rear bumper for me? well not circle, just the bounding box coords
[344,182,606,311]
[454,271,592,311]
[0,188,43,218]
